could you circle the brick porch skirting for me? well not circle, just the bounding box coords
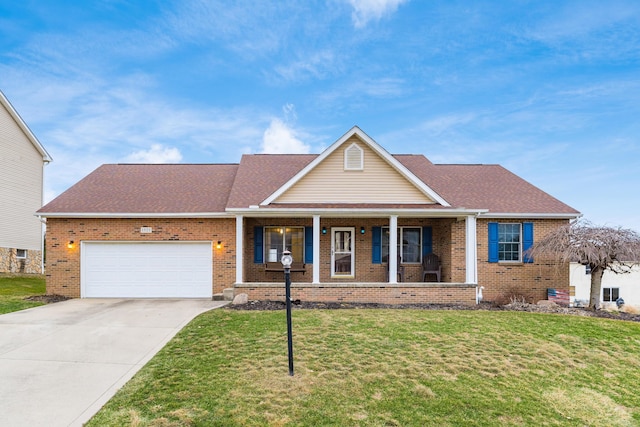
[234,283,478,305]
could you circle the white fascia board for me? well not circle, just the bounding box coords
[479,212,582,220]
[0,90,52,163]
[37,212,234,218]
[228,207,485,218]
[260,126,450,207]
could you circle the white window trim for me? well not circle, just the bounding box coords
[16,249,27,259]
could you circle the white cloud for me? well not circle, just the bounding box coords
[272,50,338,83]
[347,0,408,28]
[124,144,183,163]
[260,119,310,154]
[282,103,297,122]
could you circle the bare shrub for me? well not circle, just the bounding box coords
[529,220,640,310]
[494,286,537,307]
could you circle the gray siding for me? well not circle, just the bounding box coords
[0,103,44,250]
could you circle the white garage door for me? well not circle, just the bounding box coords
[81,242,212,298]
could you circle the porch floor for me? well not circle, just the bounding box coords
[235,282,475,289]
[233,281,478,305]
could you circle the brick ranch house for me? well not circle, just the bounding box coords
[37,126,580,305]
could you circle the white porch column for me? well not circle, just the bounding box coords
[235,215,244,284]
[389,215,398,284]
[465,215,477,284]
[313,215,321,284]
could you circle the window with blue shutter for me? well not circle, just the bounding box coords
[254,226,264,263]
[304,226,313,264]
[489,222,534,263]
[372,226,382,264]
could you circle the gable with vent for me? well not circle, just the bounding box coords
[273,135,436,204]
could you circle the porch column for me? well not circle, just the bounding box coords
[235,215,244,284]
[389,215,398,284]
[465,215,477,284]
[313,215,320,284]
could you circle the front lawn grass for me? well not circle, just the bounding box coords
[0,275,46,314]
[89,308,640,426]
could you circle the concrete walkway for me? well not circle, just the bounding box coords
[0,298,228,427]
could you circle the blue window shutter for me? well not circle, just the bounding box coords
[304,226,313,264]
[422,226,433,256]
[254,226,263,264]
[372,226,382,264]
[488,222,499,263]
[523,222,534,263]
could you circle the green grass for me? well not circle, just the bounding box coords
[88,308,640,426]
[0,275,46,314]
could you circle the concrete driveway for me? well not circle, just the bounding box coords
[0,298,228,427]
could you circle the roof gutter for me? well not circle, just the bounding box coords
[479,212,582,220]
[226,207,488,218]
[36,212,235,219]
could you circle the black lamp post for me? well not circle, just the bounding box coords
[281,249,294,376]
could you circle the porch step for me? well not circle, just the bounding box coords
[223,288,235,301]
[212,293,225,301]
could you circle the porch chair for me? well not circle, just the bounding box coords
[421,253,441,282]
[385,254,405,282]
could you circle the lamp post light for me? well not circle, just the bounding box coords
[281,249,294,376]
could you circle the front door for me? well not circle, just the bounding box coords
[331,227,354,277]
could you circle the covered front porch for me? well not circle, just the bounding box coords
[231,211,482,304]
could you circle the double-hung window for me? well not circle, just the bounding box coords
[382,227,422,263]
[498,223,521,262]
[264,227,304,263]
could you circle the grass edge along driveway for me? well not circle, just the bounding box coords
[89,308,640,426]
[0,275,46,314]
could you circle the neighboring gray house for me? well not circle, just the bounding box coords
[0,91,52,273]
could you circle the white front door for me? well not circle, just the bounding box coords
[331,227,354,277]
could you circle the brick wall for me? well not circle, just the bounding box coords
[45,216,569,304]
[235,283,477,305]
[45,217,236,297]
[476,218,570,303]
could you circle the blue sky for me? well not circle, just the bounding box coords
[1,0,639,231]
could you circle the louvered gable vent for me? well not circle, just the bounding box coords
[344,143,364,170]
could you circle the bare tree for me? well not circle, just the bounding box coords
[529,220,640,310]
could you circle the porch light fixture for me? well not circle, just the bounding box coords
[216,241,222,249]
[280,249,294,376]
[360,227,365,234]
[322,227,327,234]
[67,240,74,249]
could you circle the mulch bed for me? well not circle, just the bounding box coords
[24,294,640,323]
[24,294,71,303]
[227,299,640,323]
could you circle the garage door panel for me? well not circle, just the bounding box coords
[82,242,212,298]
